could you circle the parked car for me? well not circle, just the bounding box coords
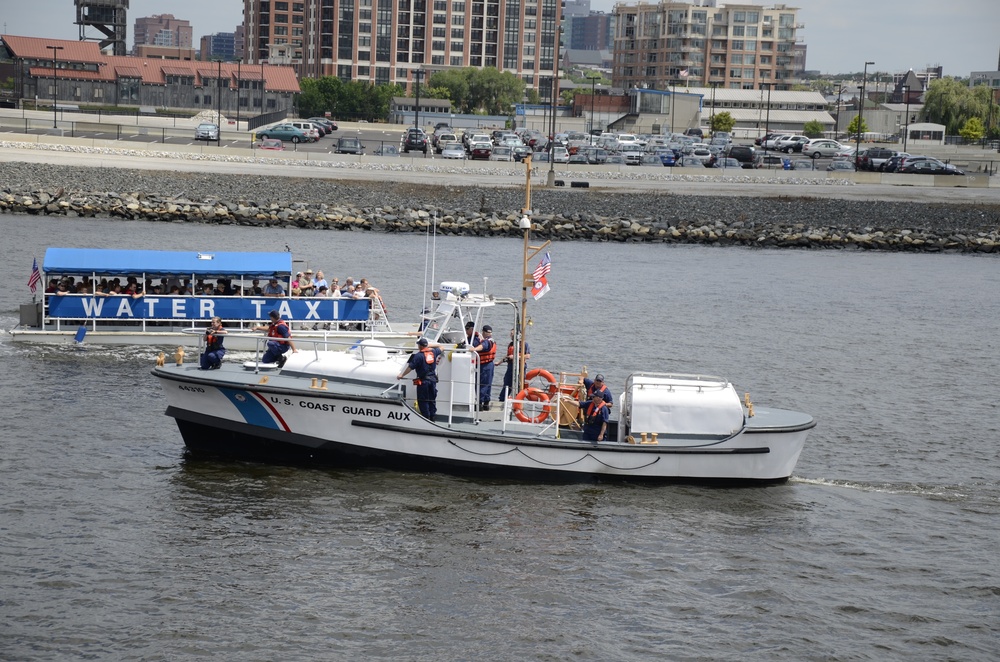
[403,128,429,154]
[440,143,466,159]
[373,144,400,156]
[714,157,742,169]
[433,133,458,153]
[763,134,790,150]
[900,160,965,175]
[258,138,284,151]
[469,142,492,160]
[755,132,779,147]
[857,147,896,171]
[754,153,784,169]
[802,139,851,159]
[604,154,626,165]
[826,160,856,172]
[551,146,570,163]
[194,122,219,141]
[639,154,664,167]
[879,153,912,172]
[689,145,714,165]
[791,160,816,171]
[777,135,810,153]
[511,145,533,162]
[288,120,321,141]
[335,136,364,154]
[710,131,732,145]
[725,144,756,168]
[489,146,514,162]
[308,117,338,134]
[258,123,309,144]
[677,156,705,168]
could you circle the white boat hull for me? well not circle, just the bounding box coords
[153,362,814,483]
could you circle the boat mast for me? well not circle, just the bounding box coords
[518,156,550,395]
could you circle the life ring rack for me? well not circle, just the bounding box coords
[512,386,552,424]
[525,368,582,398]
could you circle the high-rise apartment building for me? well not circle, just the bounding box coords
[242,0,562,94]
[612,2,802,91]
[133,14,194,51]
[201,33,238,61]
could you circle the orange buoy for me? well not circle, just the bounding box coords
[512,387,552,423]
[524,368,558,397]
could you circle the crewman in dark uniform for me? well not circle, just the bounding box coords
[579,390,610,442]
[472,325,496,411]
[398,337,443,420]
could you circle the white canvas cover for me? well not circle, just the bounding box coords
[627,375,745,437]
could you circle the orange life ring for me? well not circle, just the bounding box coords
[524,368,558,397]
[512,387,552,423]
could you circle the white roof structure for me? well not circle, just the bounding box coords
[682,86,834,128]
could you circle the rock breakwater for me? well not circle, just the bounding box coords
[2,161,998,253]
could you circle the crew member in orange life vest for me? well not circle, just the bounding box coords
[253,309,298,367]
[472,325,496,411]
[497,328,530,403]
[583,373,613,409]
[199,316,227,370]
[397,337,443,419]
[580,390,610,442]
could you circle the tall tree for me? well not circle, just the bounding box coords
[710,111,736,133]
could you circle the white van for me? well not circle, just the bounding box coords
[288,120,320,142]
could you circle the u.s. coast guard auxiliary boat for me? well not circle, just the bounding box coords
[151,216,815,483]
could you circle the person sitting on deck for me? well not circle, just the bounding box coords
[199,316,227,370]
[262,278,285,296]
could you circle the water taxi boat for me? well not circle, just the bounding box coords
[10,248,414,349]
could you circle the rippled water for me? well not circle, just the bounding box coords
[2,215,998,660]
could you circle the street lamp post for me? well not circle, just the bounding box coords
[902,84,910,152]
[547,34,561,187]
[764,82,772,139]
[856,60,874,168]
[587,75,599,140]
[216,60,223,146]
[260,59,265,114]
[413,69,424,130]
[834,83,843,139]
[236,59,241,128]
[710,82,717,134]
[46,45,64,129]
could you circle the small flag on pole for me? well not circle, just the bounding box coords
[531,252,551,300]
[679,69,689,78]
[28,257,41,293]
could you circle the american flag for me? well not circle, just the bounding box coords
[27,257,41,293]
[531,252,551,300]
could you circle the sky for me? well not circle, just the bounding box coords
[2,0,999,77]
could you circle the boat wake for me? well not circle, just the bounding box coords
[792,476,1000,503]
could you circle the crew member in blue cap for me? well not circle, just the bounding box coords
[398,337,443,419]
[254,309,297,367]
[583,373,613,408]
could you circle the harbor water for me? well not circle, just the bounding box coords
[1,215,998,660]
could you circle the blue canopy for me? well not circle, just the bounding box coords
[43,248,293,278]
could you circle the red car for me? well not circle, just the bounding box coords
[469,142,492,160]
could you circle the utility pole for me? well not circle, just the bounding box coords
[413,69,424,130]
[902,85,910,152]
[834,83,843,139]
[856,61,874,168]
[46,45,64,129]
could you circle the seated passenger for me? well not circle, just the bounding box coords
[262,278,285,296]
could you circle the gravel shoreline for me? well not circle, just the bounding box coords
[2,160,999,252]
